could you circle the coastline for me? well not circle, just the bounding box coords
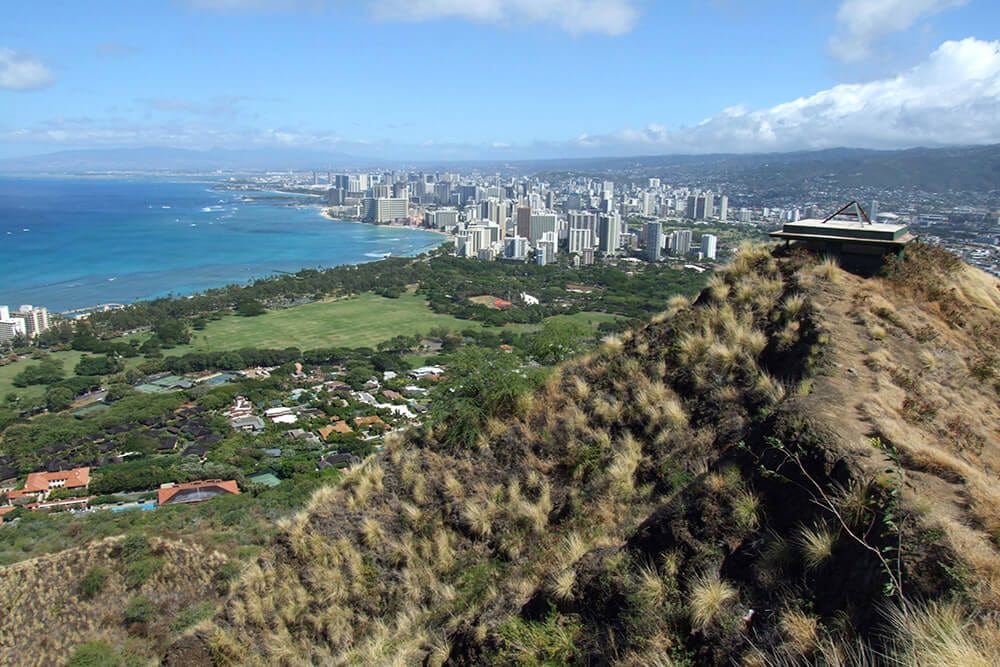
[0,178,451,314]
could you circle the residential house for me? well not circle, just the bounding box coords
[158,479,240,506]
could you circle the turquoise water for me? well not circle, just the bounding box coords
[0,177,443,312]
[110,501,157,512]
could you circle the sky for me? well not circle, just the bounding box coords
[1,0,999,161]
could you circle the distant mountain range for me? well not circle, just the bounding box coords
[523,145,1000,195]
[2,144,1000,195]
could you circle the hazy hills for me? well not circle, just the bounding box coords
[3,144,1000,197]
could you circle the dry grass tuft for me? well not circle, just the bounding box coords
[814,255,841,282]
[887,600,998,667]
[779,608,819,657]
[688,571,738,632]
[796,523,837,570]
[732,489,761,531]
[549,568,577,601]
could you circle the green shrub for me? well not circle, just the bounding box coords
[67,641,122,667]
[125,556,164,589]
[78,565,110,600]
[116,534,150,562]
[123,594,154,625]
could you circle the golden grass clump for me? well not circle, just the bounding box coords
[732,489,761,531]
[814,255,841,282]
[603,335,625,353]
[667,293,693,313]
[781,293,808,320]
[608,433,644,497]
[634,562,669,608]
[707,274,731,302]
[688,571,738,632]
[887,600,998,667]
[779,608,819,657]
[796,523,837,570]
[549,568,577,601]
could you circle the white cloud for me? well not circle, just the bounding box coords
[369,0,638,35]
[829,0,967,63]
[580,38,1000,154]
[0,48,54,91]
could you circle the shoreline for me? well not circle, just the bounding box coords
[2,180,452,315]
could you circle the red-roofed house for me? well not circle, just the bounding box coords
[493,299,513,310]
[15,468,91,501]
[158,479,240,506]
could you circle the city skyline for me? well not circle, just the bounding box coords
[2,0,999,160]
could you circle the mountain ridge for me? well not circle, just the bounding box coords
[168,243,1000,665]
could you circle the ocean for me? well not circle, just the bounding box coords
[0,177,444,312]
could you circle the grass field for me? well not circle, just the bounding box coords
[171,292,482,354]
[1,351,146,404]
[0,301,624,401]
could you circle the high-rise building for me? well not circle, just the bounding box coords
[643,222,663,262]
[504,236,529,260]
[426,209,459,229]
[671,230,692,255]
[641,192,656,216]
[568,227,593,255]
[376,197,408,223]
[535,245,548,266]
[648,178,661,188]
[700,234,718,260]
[348,174,369,194]
[699,194,714,220]
[598,213,620,255]
[870,199,879,220]
[537,232,557,263]
[393,182,410,199]
[718,195,728,222]
[516,206,532,238]
[0,305,29,343]
[529,213,558,245]
[686,194,714,221]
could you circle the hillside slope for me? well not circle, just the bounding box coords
[0,535,232,666]
[156,246,994,664]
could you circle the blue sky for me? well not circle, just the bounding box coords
[1,0,999,160]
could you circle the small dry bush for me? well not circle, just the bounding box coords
[688,571,738,632]
[796,523,837,570]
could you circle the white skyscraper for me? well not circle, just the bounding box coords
[376,197,409,223]
[529,213,558,245]
[671,230,692,256]
[568,227,593,255]
[700,234,718,260]
[718,195,728,222]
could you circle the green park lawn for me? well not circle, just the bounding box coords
[171,292,482,354]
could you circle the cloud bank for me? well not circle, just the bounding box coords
[0,48,53,91]
[3,38,1000,159]
[369,0,638,35]
[184,0,639,35]
[585,37,1000,155]
[829,0,968,63]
